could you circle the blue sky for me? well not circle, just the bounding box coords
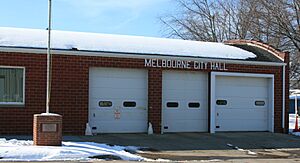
[0,0,176,37]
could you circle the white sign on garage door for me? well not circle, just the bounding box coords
[162,71,208,133]
[214,75,273,132]
[89,68,148,133]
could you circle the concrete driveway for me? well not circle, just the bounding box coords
[62,132,300,161]
[4,132,300,162]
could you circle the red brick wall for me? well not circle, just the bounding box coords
[33,114,62,146]
[0,52,46,134]
[0,51,288,135]
[284,53,290,133]
[148,69,162,133]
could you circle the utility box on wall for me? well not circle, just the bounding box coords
[33,113,62,146]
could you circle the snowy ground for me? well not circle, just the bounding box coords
[1,115,299,161]
[0,139,148,161]
[289,114,300,136]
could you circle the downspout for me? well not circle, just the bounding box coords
[282,65,286,129]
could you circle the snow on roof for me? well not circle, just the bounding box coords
[0,27,256,59]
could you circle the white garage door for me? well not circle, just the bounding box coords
[89,68,148,133]
[163,71,208,133]
[215,76,269,131]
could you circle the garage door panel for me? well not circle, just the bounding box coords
[164,87,207,95]
[89,100,148,111]
[90,97,148,104]
[90,88,146,99]
[89,68,148,133]
[215,76,270,132]
[90,78,147,89]
[216,119,268,131]
[165,84,205,91]
[92,69,146,78]
[216,86,268,98]
[216,97,268,109]
[92,111,147,120]
[164,72,207,79]
[165,109,208,118]
[217,109,267,120]
[165,80,207,89]
[166,120,208,132]
[163,100,208,108]
[217,76,268,87]
[165,91,206,100]
[93,121,148,133]
[163,71,208,133]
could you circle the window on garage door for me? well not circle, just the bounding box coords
[99,101,113,108]
[255,100,265,106]
[188,102,200,109]
[216,99,227,105]
[166,102,179,108]
[123,101,136,108]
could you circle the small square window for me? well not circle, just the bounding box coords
[188,102,200,108]
[255,101,265,106]
[166,102,179,108]
[216,100,227,105]
[99,101,112,107]
[123,101,136,107]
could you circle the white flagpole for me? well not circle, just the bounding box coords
[46,0,52,113]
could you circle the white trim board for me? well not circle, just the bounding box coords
[210,72,274,133]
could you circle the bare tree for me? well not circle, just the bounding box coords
[160,0,300,88]
[161,0,232,41]
[160,0,252,41]
[255,0,300,87]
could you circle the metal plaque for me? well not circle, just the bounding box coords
[42,123,57,132]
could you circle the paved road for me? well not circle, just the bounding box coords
[64,132,300,150]
[3,132,300,162]
[64,132,300,162]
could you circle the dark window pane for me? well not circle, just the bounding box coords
[216,100,227,105]
[167,102,179,108]
[0,68,24,103]
[255,101,265,106]
[123,101,136,107]
[188,102,200,108]
[99,101,112,107]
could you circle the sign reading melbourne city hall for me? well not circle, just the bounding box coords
[144,58,228,71]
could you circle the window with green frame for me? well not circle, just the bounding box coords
[0,67,24,105]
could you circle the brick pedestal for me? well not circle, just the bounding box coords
[33,113,62,146]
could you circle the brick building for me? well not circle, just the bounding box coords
[0,27,289,135]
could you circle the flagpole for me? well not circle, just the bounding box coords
[46,0,52,113]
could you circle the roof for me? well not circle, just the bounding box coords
[225,40,286,63]
[0,27,256,60]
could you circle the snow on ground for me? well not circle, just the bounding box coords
[289,114,300,136]
[0,139,146,161]
[0,27,256,60]
[227,143,256,155]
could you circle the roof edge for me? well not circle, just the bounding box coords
[224,40,287,61]
[0,46,286,67]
